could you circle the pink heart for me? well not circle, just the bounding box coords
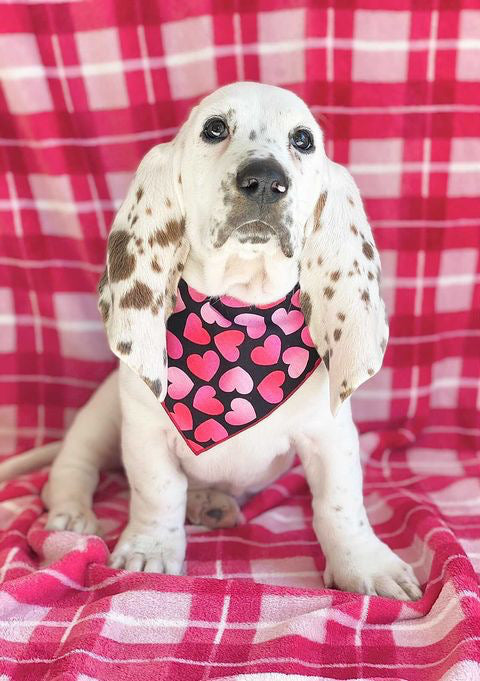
[171,403,193,431]
[173,290,186,313]
[283,346,309,379]
[301,326,315,348]
[250,335,281,366]
[167,367,194,400]
[219,294,249,308]
[195,419,228,444]
[219,367,254,395]
[257,295,286,309]
[166,330,183,360]
[193,386,224,416]
[186,438,202,453]
[225,398,256,426]
[291,289,301,308]
[214,330,244,361]
[188,287,207,303]
[201,302,232,328]
[187,350,220,381]
[272,308,304,335]
[234,313,266,339]
[257,370,285,404]
[184,313,210,345]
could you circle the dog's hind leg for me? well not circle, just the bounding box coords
[43,370,121,535]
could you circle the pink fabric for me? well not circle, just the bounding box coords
[0,2,479,679]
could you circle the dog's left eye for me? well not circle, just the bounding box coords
[291,128,314,153]
[202,117,229,143]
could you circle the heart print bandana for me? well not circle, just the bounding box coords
[163,279,321,454]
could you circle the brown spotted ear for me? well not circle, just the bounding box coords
[299,160,389,416]
[98,135,189,401]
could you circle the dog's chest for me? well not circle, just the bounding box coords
[163,279,321,455]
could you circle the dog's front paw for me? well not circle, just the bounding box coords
[46,504,99,535]
[109,523,186,574]
[324,539,422,601]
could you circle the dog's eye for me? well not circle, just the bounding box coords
[291,128,314,153]
[202,117,229,143]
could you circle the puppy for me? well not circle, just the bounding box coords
[1,82,421,600]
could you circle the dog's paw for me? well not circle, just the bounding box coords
[323,540,422,601]
[46,504,99,535]
[109,524,186,574]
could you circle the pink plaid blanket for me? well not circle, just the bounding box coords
[1,2,479,679]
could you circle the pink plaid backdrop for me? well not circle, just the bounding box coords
[0,2,480,680]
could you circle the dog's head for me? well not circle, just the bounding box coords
[99,82,388,415]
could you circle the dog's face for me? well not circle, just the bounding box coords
[179,82,323,262]
[99,82,389,416]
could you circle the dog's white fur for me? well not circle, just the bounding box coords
[1,83,421,600]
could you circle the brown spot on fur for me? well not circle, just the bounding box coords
[97,268,108,294]
[337,312,346,322]
[153,217,186,248]
[368,271,374,280]
[135,238,143,246]
[323,287,335,300]
[142,377,162,398]
[362,241,375,260]
[348,271,354,277]
[350,224,358,236]
[317,256,323,266]
[367,368,375,376]
[177,262,184,272]
[120,280,153,309]
[178,174,182,185]
[347,196,354,206]
[108,230,136,282]
[146,206,152,216]
[380,338,387,353]
[307,259,312,269]
[361,289,371,304]
[117,341,132,355]
[300,291,312,325]
[340,388,353,402]
[136,187,144,203]
[330,270,341,282]
[313,191,328,230]
[99,300,110,323]
[333,328,342,341]
[165,197,172,208]
[249,130,257,141]
[131,215,138,228]
[322,351,330,370]
[342,380,348,388]
[151,257,162,273]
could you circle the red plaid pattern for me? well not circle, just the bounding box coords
[0,2,479,679]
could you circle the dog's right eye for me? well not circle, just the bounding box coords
[202,117,229,143]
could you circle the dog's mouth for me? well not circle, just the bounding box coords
[234,220,276,244]
[226,220,294,258]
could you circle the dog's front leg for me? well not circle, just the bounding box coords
[296,411,421,600]
[109,417,187,574]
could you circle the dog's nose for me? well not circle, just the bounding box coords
[236,158,289,204]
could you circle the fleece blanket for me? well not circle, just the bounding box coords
[0,1,479,679]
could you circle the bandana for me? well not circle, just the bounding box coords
[163,279,321,454]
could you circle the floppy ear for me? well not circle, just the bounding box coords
[299,159,389,417]
[98,133,189,401]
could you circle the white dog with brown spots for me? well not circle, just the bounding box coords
[0,82,421,600]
